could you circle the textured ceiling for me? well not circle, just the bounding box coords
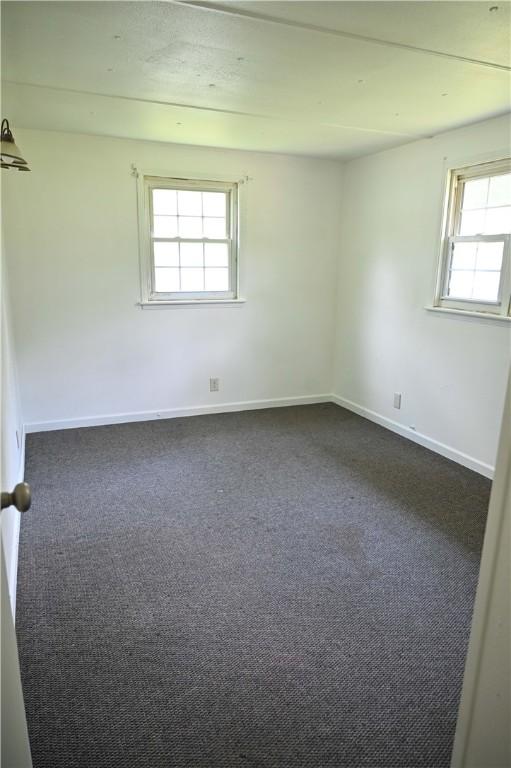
[2,1,510,158]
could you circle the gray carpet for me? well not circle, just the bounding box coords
[16,403,490,768]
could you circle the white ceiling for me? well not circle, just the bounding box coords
[2,1,510,159]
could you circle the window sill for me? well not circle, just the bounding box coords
[425,306,511,324]
[137,298,246,309]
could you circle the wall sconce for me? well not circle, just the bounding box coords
[1,119,30,171]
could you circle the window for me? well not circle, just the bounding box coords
[138,175,238,303]
[436,158,511,317]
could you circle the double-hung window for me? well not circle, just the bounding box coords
[139,175,238,304]
[436,158,511,317]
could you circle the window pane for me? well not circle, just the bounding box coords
[475,241,504,271]
[181,268,204,291]
[153,242,179,267]
[451,242,476,270]
[204,268,229,291]
[448,271,474,299]
[488,173,511,207]
[203,217,226,238]
[180,242,203,267]
[153,215,178,237]
[483,206,511,235]
[459,209,485,236]
[462,178,489,210]
[472,271,500,302]
[177,190,202,216]
[154,268,180,292]
[152,189,177,215]
[178,217,203,238]
[202,192,226,217]
[205,243,229,267]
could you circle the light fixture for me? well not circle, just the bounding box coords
[1,119,30,171]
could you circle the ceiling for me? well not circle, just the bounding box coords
[2,1,510,159]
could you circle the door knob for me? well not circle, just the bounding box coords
[1,482,31,512]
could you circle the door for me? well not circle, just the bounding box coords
[1,275,32,766]
[1,540,32,768]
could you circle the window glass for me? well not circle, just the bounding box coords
[146,182,236,299]
[439,160,511,315]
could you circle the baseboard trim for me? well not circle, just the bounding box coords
[25,394,332,434]
[24,393,494,478]
[331,395,494,479]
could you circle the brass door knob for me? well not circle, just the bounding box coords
[1,482,31,512]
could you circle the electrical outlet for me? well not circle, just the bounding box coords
[209,378,220,392]
[393,393,402,410]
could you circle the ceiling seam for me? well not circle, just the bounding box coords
[173,0,511,73]
[4,80,431,139]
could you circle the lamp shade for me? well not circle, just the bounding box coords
[1,119,30,171]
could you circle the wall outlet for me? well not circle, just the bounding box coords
[393,393,402,410]
[209,377,220,392]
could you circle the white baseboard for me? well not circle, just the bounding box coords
[25,394,332,434]
[24,392,493,478]
[331,395,494,479]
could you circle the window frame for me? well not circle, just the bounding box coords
[137,173,239,305]
[435,157,511,318]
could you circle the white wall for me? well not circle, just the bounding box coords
[333,114,511,475]
[3,129,342,429]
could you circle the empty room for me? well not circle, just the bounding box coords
[1,2,510,767]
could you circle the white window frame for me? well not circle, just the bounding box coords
[434,158,511,318]
[137,173,239,305]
